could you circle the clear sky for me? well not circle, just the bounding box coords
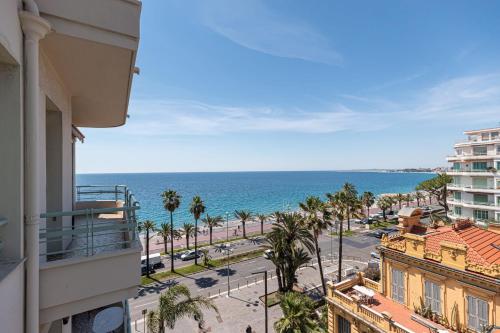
[77,0,500,173]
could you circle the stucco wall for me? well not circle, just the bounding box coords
[0,261,24,333]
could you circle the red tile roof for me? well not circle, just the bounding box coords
[424,225,500,266]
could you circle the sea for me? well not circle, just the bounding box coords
[76,171,434,228]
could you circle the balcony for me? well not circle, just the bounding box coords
[327,274,450,333]
[445,168,497,176]
[38,185,141,325]
[447,198,498,211]
[448,183,499,194]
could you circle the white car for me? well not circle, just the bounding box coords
[263,249,274,259]
[180,250,201,261]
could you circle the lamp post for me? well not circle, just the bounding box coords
[225,211,230,296]
[252,270,268,333]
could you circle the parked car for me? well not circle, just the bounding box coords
[360,217,375,225]
[141,253,162,269]
[373,227,398,238]
[263,249,274,260]
[180,250,201,261]
[141,264,155,276]
[370,251,380,260]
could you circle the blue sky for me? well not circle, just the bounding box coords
[77,0,500,173]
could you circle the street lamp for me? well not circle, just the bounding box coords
[251,270,268,333]
[225,211,230,296]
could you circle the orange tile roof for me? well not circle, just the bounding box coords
[424,225,500,266]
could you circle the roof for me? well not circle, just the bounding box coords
[424,225,500,266]
[464,126,500,135]
[397,207,422,218]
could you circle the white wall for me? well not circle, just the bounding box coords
[0,261,25,333]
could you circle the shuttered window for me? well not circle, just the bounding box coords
[467,296,488,331]
[337,315,351,333]
[391,268,404,304]
[424,281,441,314]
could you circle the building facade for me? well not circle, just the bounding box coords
[0,1,142,332]
[327,208,499,333]
[447,127,500,224]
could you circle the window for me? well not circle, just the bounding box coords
[391,268,405,304]
[467,296,488,331]
[454,206,462,216]
[497,146,500,154]
[492,132,499,139]
[452,162,461,171]
[472,162,487,170]
[472,177,487,189]
[473,194,488,204]
[481,133,489,141]
[473,146,487,156]
[473,210,489,220]
[454,192,462,200]
[424,281,441,314]
[455,149,462,156]
[337,315,351,333]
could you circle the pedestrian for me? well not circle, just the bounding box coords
[245,325,252,333]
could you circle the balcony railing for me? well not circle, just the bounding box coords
[40,185,140,262]
[446,168,496,173]
[449,183,497,190]
[447,198,496,207]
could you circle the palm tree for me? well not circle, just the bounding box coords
[162,190,181,272]
[342,182,359,231]
[201,214,223,245]
[147,284,219,332]
[267,212,314,291]
[138,220,156,277]
[299,196,331,295]
[377,196,393,221]
[234,210,252,238]
[274,292,318,333]
[404,193,412,206]
[256,213,268,235]
[395,193,404,209]
[361,191,375,217]
[157,223,180,255]
[180,223,196,249]
[326,191,348,283]
[415,191,425,207]
[189,196,205,265]
[200,248,211,267]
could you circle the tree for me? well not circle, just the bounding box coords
[256,213,268,235]
[180,223,196,249]
[138,220,156,277]
[266,212,314,292]
[377,196,393,221]
[189,196,205,265]
[395,193,404,209]
[201,215,223,245]
[299,196,331,296]
[404,193,413,206]
[234,210,252,238]
[200,248,211,267]
[147,284,219,332]
[342,182,360,231]
[162,190,181,272]
[415,191,425,207]
[157,223,180,255]
[326,191,348,283]
[361,191,375,217]
[274,292,318,333]
[416,173,452,213]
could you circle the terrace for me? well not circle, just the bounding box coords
[327,274,450,333]
[38,185,142,325]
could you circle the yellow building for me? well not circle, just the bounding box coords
[327,207,500,333]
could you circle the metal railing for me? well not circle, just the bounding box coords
[76,185,132,205]
[40,185,140,261]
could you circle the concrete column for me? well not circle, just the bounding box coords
[19,10,51,333]
[62,317,72,333]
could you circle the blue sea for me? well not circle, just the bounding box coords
[76,171,434,228]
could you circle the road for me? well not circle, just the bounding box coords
[129,231,379,321]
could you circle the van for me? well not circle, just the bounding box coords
[141,253,162,268]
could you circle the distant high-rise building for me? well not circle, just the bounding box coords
[446,127,500,224]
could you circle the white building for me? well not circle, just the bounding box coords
[0,1,142,332]
[447,127,500,223]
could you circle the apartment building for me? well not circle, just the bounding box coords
[447,127,500,224]
[326,208,499,333]
[0,1,142,332]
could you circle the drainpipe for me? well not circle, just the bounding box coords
[19,2,51,332]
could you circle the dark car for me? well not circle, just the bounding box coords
[360,217,375,225]
[373,227,398,238]
[141,264,155,276]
